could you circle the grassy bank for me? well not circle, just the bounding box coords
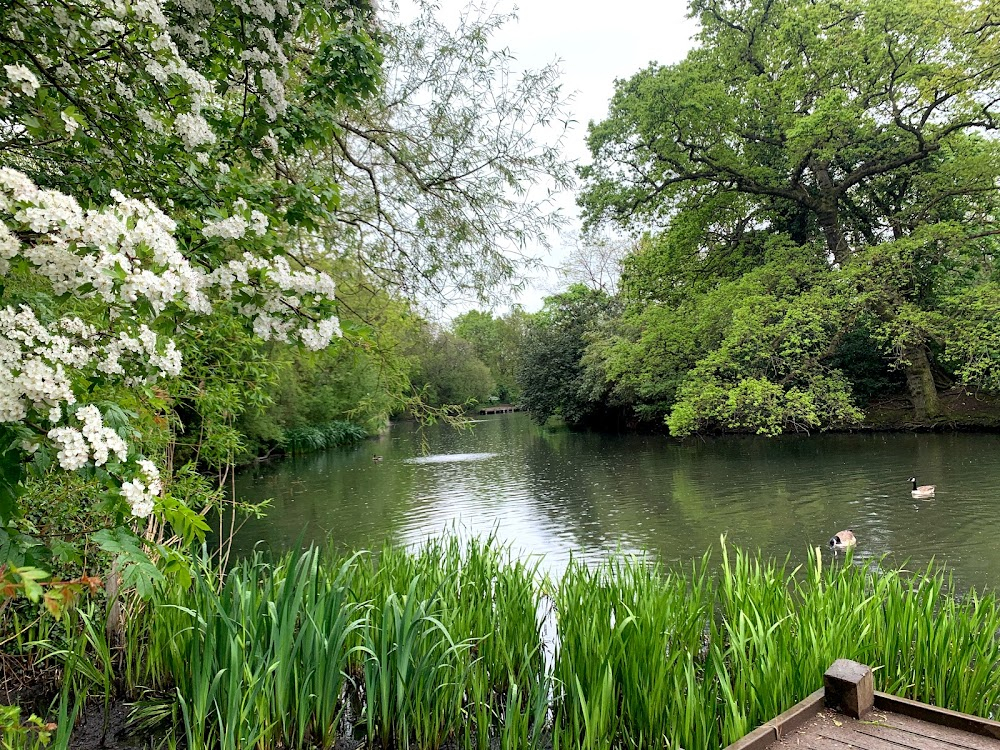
[5,537,1000,749]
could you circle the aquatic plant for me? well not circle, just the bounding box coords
[281,420,368,455]
[8,536,1000,749]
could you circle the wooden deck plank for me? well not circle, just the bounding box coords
[862,723,1000,750]
[853,723,978,750]
[722,661,1000,750]
[799,736,859,749]
[762,707,1000,750]
[816,723,913,750]
[882,713,1000,750]
[774,712,890,749]
[874,694,1000,741]
[778,732,858,749]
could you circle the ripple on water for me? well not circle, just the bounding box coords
[403,452,497,465]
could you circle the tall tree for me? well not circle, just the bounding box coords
[581,0,1000,426]
[406,325,495,407]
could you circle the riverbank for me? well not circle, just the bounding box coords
[531,389,1000,436]
[4,536,1000,749]
[239,388,1000,473]
[861,387,1000,431]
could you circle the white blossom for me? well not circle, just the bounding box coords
[203,214,249,239]
[300,316,342,350]
[121,478,156,517]
[76,405,128,466]
[0,168,341,518]
[60,111,80,136]
[136,109,165,135]
[48,426,89,470]
[3,64,39,96]
[250,210,269,236]
[173,112,216,150]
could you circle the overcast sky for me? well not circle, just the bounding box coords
[405,1,700,315]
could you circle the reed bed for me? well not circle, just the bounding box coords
[280,421,367,455]
[12,537,1000,749]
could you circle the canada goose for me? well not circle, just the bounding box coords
[372,455,383,463]
[909,477,935,499]
[828,530,856,550]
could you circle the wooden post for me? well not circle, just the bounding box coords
[824,659,874,719]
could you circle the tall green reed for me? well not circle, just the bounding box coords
[15,534,1000,750]
[552,552,717,749]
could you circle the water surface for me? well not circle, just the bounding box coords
[233,414,1000,590]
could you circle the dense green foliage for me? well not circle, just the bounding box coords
[452,310,529,403]
[10,537,1000,748]
[507,0,1000,435]
[280,421,368,455]
[518,285,623,428]
[405,324,496,408]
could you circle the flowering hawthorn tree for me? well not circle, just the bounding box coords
[1,0,573,603]
[0,0,381,595]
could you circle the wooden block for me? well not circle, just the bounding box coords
[824,659,874,719]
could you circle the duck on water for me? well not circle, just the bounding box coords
[829,530,856,550]
[827,476,933,551]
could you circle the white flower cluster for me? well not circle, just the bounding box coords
[47,426,89,471]
[202,200,269,240]
[11,0,221,159]
[208,252,340,350]
[0,306,76,422]
[47,405,128,471]
[202,214,249,239]
[120,0,302,127]
[3,64,39,97]
[0,168,212,316]
[250,210,269,236]
[174,112,216,151]
[61,111,79,136]
[100,326,182,379]
[0,168,343,515]
[120,460,161,518]
[300,317,342,350]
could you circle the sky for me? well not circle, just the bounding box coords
[409,0,700,315]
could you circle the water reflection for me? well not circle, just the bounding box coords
[233,415,1000,591]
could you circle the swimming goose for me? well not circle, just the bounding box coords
[828,530,856,550]
[909,477,935,499]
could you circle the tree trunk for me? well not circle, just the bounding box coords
[903,345,943,420]
[810,162,851,267]
[817,208,850,267]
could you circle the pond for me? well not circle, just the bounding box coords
[233,413,1000,591]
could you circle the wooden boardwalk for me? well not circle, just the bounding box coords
[478,404,520,415]
[769,702,1000,749]
[726,660,1000,750]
